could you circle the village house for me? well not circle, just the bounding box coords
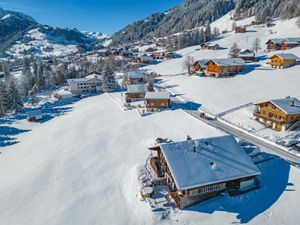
[235,26,246,33]
[67,77,101,95]
[193,59,209,75]
[125,84,148,102]
[254,97,300,131]
[127,71,145,85]
[133,55,154,64]
[149,135,261,209]
[201,43,219,50]
[269,53,298,69]
[238,49,255,62]
[145,47,156,52]
[150,50,167,59]
[144,92,171,109]
[86,71,102,79]
[27,110,44,122]
[205,58,245,77]
[266,38,300,51]
[98,49,110,57]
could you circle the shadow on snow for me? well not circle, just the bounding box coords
[184,155,291,224]
[0,97,82,148]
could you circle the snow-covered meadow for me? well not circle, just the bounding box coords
[0,94,300,225]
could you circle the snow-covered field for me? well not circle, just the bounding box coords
[144,17,300,115]
[1,11,300,225]
[0,94,300,225]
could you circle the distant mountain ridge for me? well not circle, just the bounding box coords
[112,0,300,45]
[0,7,110,58]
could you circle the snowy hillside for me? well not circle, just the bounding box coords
[1,94,300,225]
[5,26,110,58]
[0,7,109,58]
[144,16,300,115]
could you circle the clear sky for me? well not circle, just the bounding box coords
[0,0,182,34]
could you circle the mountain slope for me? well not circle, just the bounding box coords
[0,7,110,58]
[112,0,235,44]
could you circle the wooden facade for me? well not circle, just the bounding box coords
[269,55,297,69]
[235,26,246,33]
[144,98,170,109]
[205,60,244,77]
[266,39,300,51]
[150,147,257,209]
[254,100,300,131]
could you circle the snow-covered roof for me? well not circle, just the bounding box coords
[67,77,100,84]
[266,37,300,44]
[128,71,144,79]
[160,135,261,191]
[86,74,102,79]
[271,53,299,60]
[26,110,43,117]
[195,59,209,68]
[127,84,148,93]
[207,58,245,67]
[139,55,154,61]
[239,49,255,57]
[145,92,171,100]
[270,98,300,115]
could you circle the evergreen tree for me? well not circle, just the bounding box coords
[101,63,117,92]
[199,28,205,44]
[205,21,212,41]
[0,81,8,115]
[194,30,200,45]
[6,77,23,112]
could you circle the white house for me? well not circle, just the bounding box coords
[67,77,101,95]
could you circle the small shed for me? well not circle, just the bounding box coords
[26,110,43,122]
[144,92,171,109]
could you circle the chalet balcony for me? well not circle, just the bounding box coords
[253,112,285,124]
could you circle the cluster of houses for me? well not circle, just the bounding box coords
[125,71,171,110]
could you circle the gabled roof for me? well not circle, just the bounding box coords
[195,59,209,68]
[266,37,300,44]
[67,77,100,84]
[207,58,245,67]
[270,98,300,115]
[270,53,299,60]
[239,49,255,58]
[139,55,154,61]
[145,91,171,100]
[160,135,261,190]
[26,110,43,117]
[128,71,144,79]
[127,84,148,93]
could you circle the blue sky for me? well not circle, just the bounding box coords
[0,0,182,34]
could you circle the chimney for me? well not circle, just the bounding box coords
[210,161,217,169]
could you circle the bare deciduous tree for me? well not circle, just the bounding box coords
[182,55,195,75]
[252,38,261,53]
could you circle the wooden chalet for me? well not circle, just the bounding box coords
[150,50,167,59]
[238,49,255,62]
[125,84,148,102]
[254,97,300,131]
[193,59,209,73]
[27,110,43,122]
[144,92,171,109]
[127,71,145,85]
[201,43,219,50]
[133,55,154,64]
[269,53,298,69]
[266,38,300,51]
[205,58,245,77]
[235,26,246,33]
[98,49,110,57]
[149,135,261,209]
[145,47,156,52]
